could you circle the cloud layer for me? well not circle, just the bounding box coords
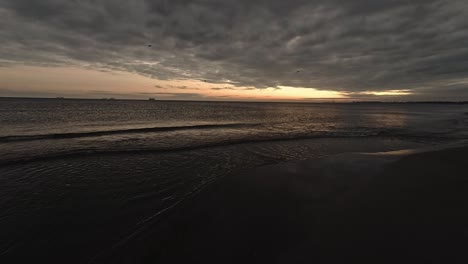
[2,0,468,99]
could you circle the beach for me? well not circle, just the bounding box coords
[1,99,468,263]
[3,0,468,262]
[102,144,468,263]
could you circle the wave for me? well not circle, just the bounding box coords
[1,130,466,167]
[0,123,256,143]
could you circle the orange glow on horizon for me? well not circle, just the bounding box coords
[359,90,412,96]
[0,65,409,101]
[0,66,350,101]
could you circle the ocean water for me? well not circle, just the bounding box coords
[1,98,468,164]
[1,98,468,263]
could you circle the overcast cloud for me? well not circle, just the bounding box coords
[1,0,468,99]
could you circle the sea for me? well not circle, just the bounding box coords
[1,97,468,263]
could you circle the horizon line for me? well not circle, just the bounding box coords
[1,96,468,104]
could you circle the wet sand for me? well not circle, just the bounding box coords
[104,145,468,264]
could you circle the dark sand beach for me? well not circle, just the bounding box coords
[104,145,468,264]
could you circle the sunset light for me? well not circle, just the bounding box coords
[2,1,468,263]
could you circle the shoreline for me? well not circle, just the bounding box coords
[102,143,468,263]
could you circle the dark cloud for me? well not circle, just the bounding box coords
[211,87,236,91]
[211,87,270,91]
[169,85,200,90]
[406,83,468,101]
[2,0,468,99]
[153,84,199,90]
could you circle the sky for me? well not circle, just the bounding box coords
[1,0,468,101]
